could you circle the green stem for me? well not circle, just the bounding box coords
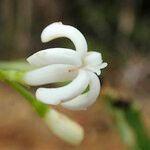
[6,80,49,117]
[0,69,25,83]
[0,67,49,118]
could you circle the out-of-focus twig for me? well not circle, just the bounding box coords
[103,89,150,150]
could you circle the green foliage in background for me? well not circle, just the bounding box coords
[103,90,150,150]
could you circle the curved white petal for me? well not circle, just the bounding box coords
[41,22,87,57]
[27,48,82,67]
[24,64,77,86]
[36,70,90,105]
[61,72,100,110]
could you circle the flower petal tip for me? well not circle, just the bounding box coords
[41,22,63,43]
[36,88,61,105]
[102,62,108,68]
[45,109,84,145]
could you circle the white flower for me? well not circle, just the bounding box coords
[24,22,107,110]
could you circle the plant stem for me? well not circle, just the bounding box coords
[6,80,49,117]
[0,67,49,118]
[0,69,25,83]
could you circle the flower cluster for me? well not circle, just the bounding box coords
[24,22,107,110]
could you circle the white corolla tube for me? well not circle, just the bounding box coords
[36,70,90,105]
[41,22,88,57]
[61,72,100,110]
[24,64,77,86]
[27,48,82,67]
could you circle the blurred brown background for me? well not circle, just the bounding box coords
[0,0,150,149]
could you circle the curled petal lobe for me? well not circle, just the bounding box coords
[100,62,108,69]
[23,64,77,86]
[84,52,107,75]
[61,72,100,110]
[36,70,90,105]
[41,22,87,57]
[27,48,82,67]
